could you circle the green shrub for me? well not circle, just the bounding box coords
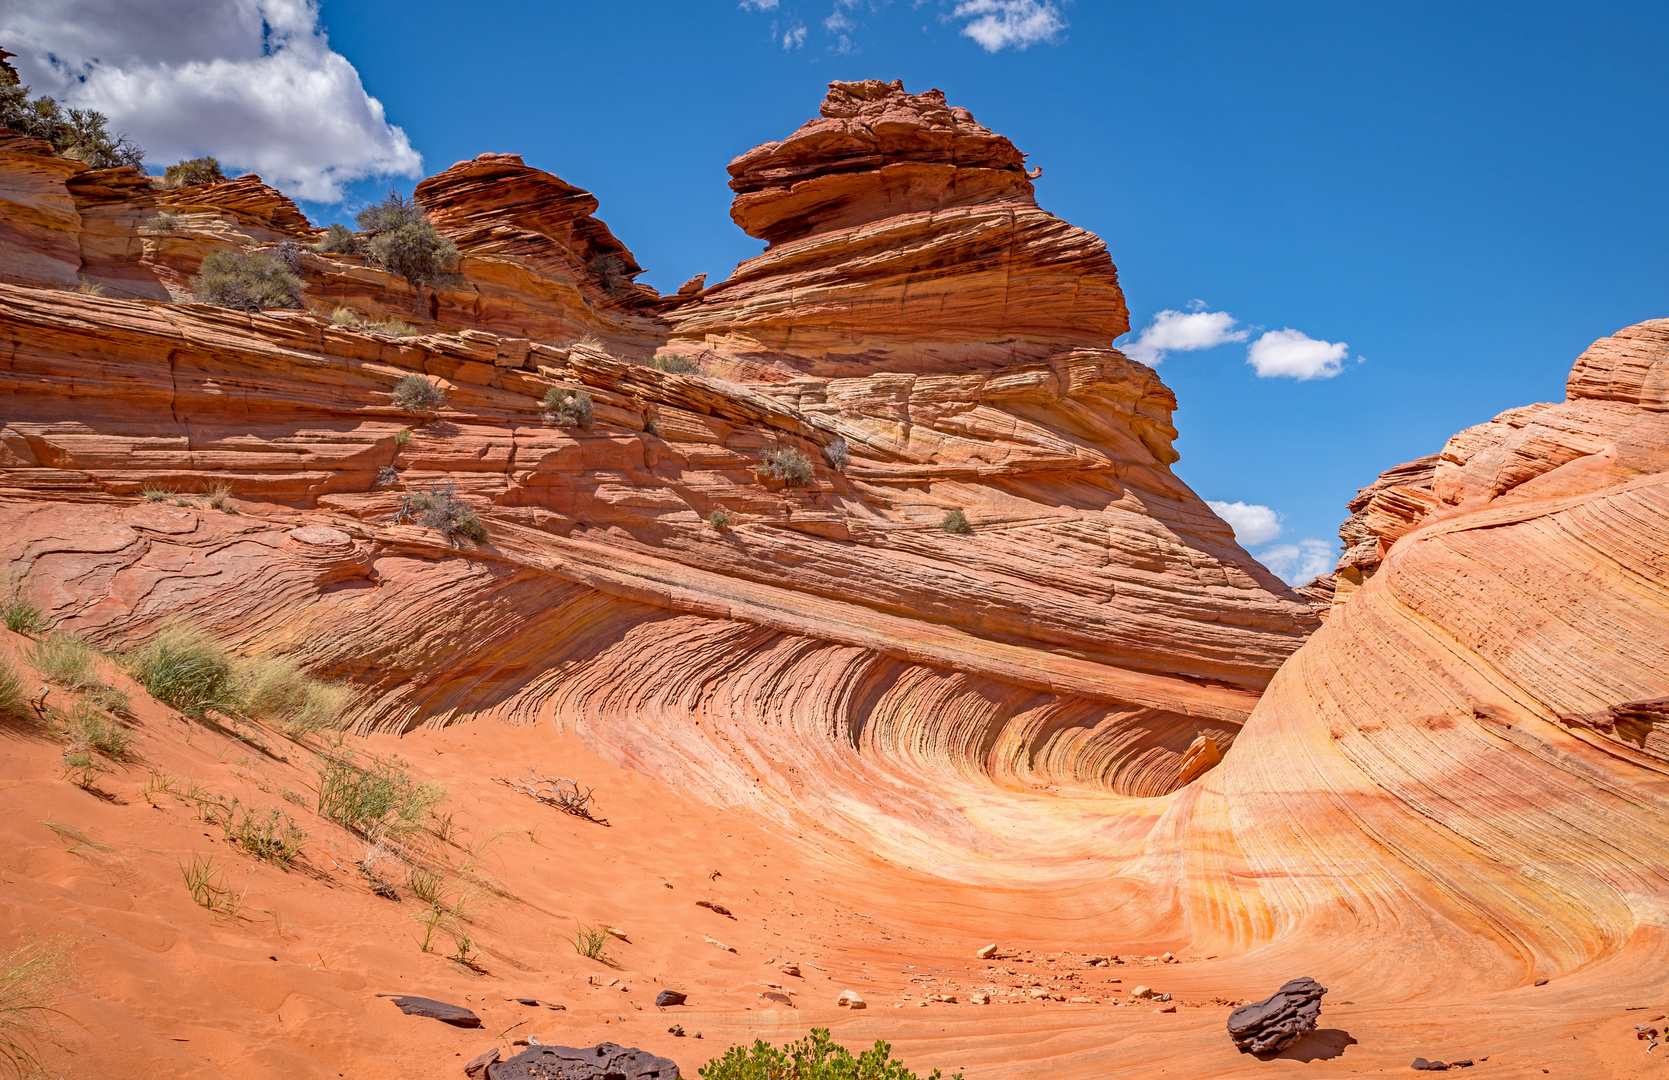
[824,438,850,472]
[190,250,305,311]
[394,428,412,446]
[315,222,364,255]
[356,191,458,291]
[542,387,594,428]
[0,72,144,169]
[940,509,972,534]
[60,701,131,760]
[709,508,730,530]
[141,487,174,503]
[756,447,813,487]
[238,655,351,738]
[392,374,446,414]
[125,621,239,719]
[142,210,183,233]
[390,485,489,546]
[316,751,444,842]
[588,254,630,295]
[571,923,611,962]
[0,935,75,1079]
[2,590,43,634]
[0,655,24,722]
[650,354,698,374]
[161,156,223,187]
[699,1029,960,1080]
[210,799,306,867]
[180,853,242,916]
[60,748,106,789]
[28,634,101,690]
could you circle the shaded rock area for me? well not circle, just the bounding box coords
[468,1042,680,1079]
[1227,977,1326,1054]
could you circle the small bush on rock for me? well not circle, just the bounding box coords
[0,70,145,169]
[709,508,730,530]
[190,250,305,311]
[756,447,814,487]
[356,190,458,292]
[315,222,364,255]
[824,438,850,472]
[699,1029,960,1080]
[940,509,971,534]
[543,387,594,428]
[650,354,699,374]
[391,485,489,546]
[391,374,446,415]
[142,210,183,233]
[161,156,223,188]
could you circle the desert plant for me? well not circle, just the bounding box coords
[0,935,75,1080]
[141,487,174,503]
[390,485,488,546]
[572,923,611,962]
[272,240,304,272]
[211,800,306,867]
[315,222,363,254]
[140,768,179,807]
[407,865,446,908]
[542,386,594,428]
[391,374,446,415]
[0,655,25,723]
[76,278,107,296]
[60,701,131,759]
[141,210,183,232]
[709,508,730,530]
[824,438,850,472]
[699,1030,962,1080]
[28,634,101,690]
[60,748,106,789]
[180,853,242,916]
[493,769,608,825]
[363,317,419,336]
[588,254,630,295]
[124,620,239,719]
[356,190,459,292]
[330,305,358,326]
[238,655,351,738]
[376,464,401,486]
[650,354,699,374]
[316,751,444,842]
[940,508,972,534]
[755,447,814,487]
[1,584,43,634]
[162,156,223,187]
[87,683,130,716]
[190,250,305,311]
[0,72,145,170]
[394,428,412,446]
[205,482,237,513]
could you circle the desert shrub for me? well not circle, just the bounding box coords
[76,278,107,296]
[315,222,364,254]
[238,655,351,738]
[162,156,223,187]
[180,853,242,916]
[60,701,131,760]
[356,190,459,290]
[125,620,239,719]
[364,317,419,337]
[394,428,412,446]
[391,374,446,415]
[709,508,730,530]
[940,509,972,534]
[0,71,145,170]
[571,923,611,962]
[755,447,813,487]
[699,1029,961,1080]
[376,464,401,486]
[28,634,101,691]
[330,305,358,326]
[210,799,306,867]
[824,438,850,472]
[390,485,489,546]
[588,254,630,295]
[0,935,75,1079]
[316,751,444,841]
[205,482,237,514]
[60,748,105,789]
[0,655,24,723]
[190,250,305,311]
[650,354,698,374]
[141,487,174,503]
[542,387,594,428]
[272,240,304,272]
[141,210,183,233]
[1,581,43,634]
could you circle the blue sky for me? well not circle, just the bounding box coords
[9,1,1666,581]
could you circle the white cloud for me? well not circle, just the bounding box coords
[782,22,808,47]
[1247,328,1351,380]
[953,0,1066,52]
[824,10,854,31]
[0,0,422,203]
[1122,304,1250,366]
[1207,501,1284,547]
[740,0,780,8]
[1257,539,1336,585]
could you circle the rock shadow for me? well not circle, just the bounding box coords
[1261,1029,1357,1062]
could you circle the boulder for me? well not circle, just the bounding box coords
[383,994,481,1027]
[655,990,687,1007]
[1227,977,1327,1054]
[482,1042,679,1079]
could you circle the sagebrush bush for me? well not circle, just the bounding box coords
[237,655,351,738]
[650,354,699,374]
[756,447,814,487]
[940,509,972,534]
[709,508,731,530]
[315,222,364,255]
[356,190,458,291]
[391,485,489,546]
[542,386,594,428]
[331,305,358,326]
[190,250,305,311]
[0,70,144,169]
[141,210,183,233]
[316,751,444,842]
[162,156,223,187]
[699,1029,960,1080]
[272,240,304,272]
[391,374,446,414]
[824,438,850,472]
[125,621,239,719]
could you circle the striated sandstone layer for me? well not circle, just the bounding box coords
[665,80,1128,380]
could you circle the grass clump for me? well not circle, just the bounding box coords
[0,935,76,1080]
[709,508,730,530]
[391,485,489,546]
[391,374,446,415]
[210,799,306,868]
[571,923,611,962]
[238,655,351,738]
[364,317,420,337]
[76,278,107,296]
[190,250,305,311]
[141,209,183,233]
[755,447,814,487]
[542,386,594,428]
[316,751,444,843]
[650,353,699,374]
[28,634,101,691]
[330,305,358,326]
[1,581,43,635]
[356,190,459,294]
[205,482,238,514]
[161,156,224,188]
[0,656,24,723]
[699,1029,961,1080]
[60,748,106,789]
[141,487,175,503]
[58,701,131,760]
[824,438,850,473]
[180,853,243,916]
[940,509,972,535]
[125,620,239,719]
[315,222,364,255]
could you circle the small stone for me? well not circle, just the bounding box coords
[836,990,866,1009]
[1226,977,1326,1055]
[1155,1004,1176,1013]
[1534,978,1549,986]
[1451,1061,1475,1068]
[696,899,735,918]
[926,993,957,1003]
[705,936,736,953]
[1411,1059,1430,1071]
[1160,952,1175,963]
[970,993,991,1004]
[383,995,481,1028]
[603,926,630,941]
[1131,986,1156,999]
[655,990,686,1007]
[760,991,795,1007]
[778,963,801,977]
[976,943,998,959]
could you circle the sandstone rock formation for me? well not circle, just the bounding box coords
[1226,977,1326,1054]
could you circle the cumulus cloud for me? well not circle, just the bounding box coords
[0,0,422,203]
[953,0,1067,52]
[1247,328,1351,380]
[1207,501,1284,547]
[1257,539,1336,585]
[1122,304,1250,366]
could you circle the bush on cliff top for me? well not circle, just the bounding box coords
[161,156,223,188]
[699,1029,960,1080]
[190,250,305,311]
[356,190,459,292]
[315,223,364,255]
[392,374,446,414]
[0,69,144,169]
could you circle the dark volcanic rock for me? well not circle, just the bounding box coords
[384,994,482,1027]
[655,990,687,1007]
[486,1042,679,1079]
[1227,977,1327,1054]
